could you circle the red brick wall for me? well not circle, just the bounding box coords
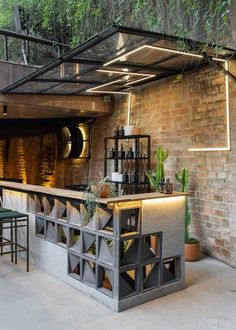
[89,63,236,268]
[0,132,90,188]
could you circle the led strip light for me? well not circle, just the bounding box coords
[89,44,230,151]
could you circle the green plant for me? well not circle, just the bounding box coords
[147,146,169,191]
[175,167,199,244]
[82,176,117,226]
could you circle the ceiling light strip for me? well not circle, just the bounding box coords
[103,44,205,67]
[97,69,154,78]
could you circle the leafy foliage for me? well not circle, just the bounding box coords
[147,146,169,190]
[0,0,233,48]
[175,167,199,244]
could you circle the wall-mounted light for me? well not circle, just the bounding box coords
[3,105,8,116]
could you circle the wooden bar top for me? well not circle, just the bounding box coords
[0,181,190,205]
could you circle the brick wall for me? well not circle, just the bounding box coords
[89,63,236,268]
[0,132,90,188]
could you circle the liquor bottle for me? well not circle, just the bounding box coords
[141,171,147,183]
[114,126,119,137]
[122,172,129,183]
[164,178,173,194]
[130,172,137,183]
[118,126,124,137]
[118,144,125,158]
[126,147,134,158]
[109,147,116,158]
[159,178,165,193]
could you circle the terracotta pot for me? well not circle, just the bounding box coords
[184,242,200,262]
[98,184,110,198]
[132,127,141,135]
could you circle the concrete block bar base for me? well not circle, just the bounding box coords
[0,181,188,311]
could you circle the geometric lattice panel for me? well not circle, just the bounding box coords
[83,232,96,259]
[120,208,140,237]
[83,260,96,287]
[68,253,81,280]
[98,237,114,266]
[56,199,67,222]
[69,228,81,253]
[45,220,55,242]
[97,207,113,234]
[68,202,82,226]
[142,262,160,291]
[57,224,68,247]
[141,233,161,262]
[35,216,45,238]
[120,238,139,267]
[162,256,180,284]
[98,266,113,297]
[119,268,139,299]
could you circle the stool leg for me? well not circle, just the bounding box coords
[26,218,29,272]
[10,221,13,263]
[14,220,17,264]
[0,223,2,256]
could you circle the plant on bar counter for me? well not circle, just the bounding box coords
[82,175,117,226]
[147,146,169,191]
[175,167,200,261]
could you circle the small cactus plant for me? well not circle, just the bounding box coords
[175,167,199,244]
[147,146,169,191]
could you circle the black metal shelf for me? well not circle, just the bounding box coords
[106,157,149,160]
[106,134,150,140]
[104,134,151,194]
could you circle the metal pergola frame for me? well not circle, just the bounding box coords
[0,25,235,96]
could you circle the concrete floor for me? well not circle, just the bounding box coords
[0,256,236,330]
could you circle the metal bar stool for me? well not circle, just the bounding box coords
[0,210,29,272]
[0,207,11,255]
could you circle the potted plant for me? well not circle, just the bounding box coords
[82,176,117,226]
[147,146,169,191]
[175,167,200,261]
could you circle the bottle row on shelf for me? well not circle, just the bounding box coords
[107,144,147,159]
[111,171,148,184]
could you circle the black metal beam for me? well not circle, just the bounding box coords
[0,118,88,138]
[115,25,236,55]
[0,25,118,94]
[0,28,68,47]
[34,78,101,85]
[203,52,236,82]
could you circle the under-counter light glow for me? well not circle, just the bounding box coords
[143,196,185,205]
[189,60,230,152]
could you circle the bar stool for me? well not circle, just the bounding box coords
[0,210,29,272]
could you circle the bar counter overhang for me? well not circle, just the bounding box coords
[0,180,189,311]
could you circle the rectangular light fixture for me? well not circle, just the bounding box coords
[87,79,130,95]
[103,44,204,67]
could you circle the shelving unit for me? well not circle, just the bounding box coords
[104,135,151,194]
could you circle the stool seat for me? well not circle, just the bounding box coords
[0,207,10,213]
[0,211,28,220]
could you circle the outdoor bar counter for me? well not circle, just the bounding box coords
[0,180,189,311]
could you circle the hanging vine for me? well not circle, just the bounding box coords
[0,0,233,48]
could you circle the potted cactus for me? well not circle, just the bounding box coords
[175,167,200,261]
[147,146,169,191]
